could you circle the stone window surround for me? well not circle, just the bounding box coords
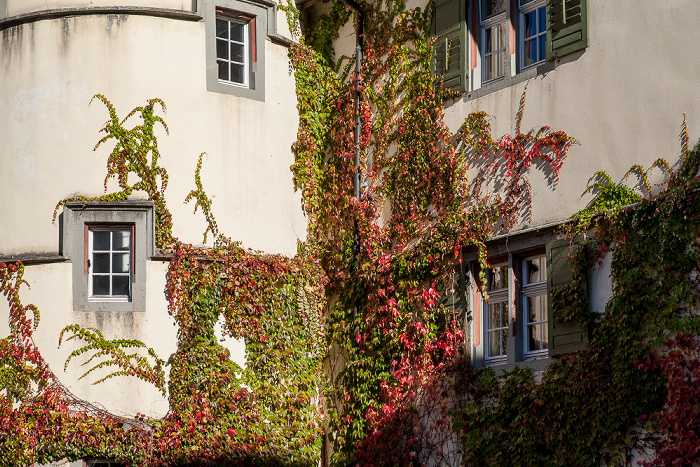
[62,200,154,313]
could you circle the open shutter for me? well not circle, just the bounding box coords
[547,236,588,356]
[546,0,588,61]
[432,0,467,93]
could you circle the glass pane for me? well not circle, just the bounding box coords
[112,276,130,296]
[216,18,228,39]
[538,35,546,63]
[525,11,535,37]
[231,43,245,63]
[112,253,130,273]
[499,23,505,49]
[489,330,500,357]
[93,231,110,251]
[538,7,546,32]
[527,296,537,322]
[500,301,509,327]
[231,64,245,85]
[542,321,549,349]
[230,22,245,42]
[541,295,548,322]
[216,38,228,60]
[217,60,228,81]
[485,27,494,54]
[502,327,508,354]
[528,323,541,351]
[113,231,130,250]
[93,275,110,296]
[483,0,505,17]
[93,253,110,273]
[489,264,507,290]
[489,303,499,331]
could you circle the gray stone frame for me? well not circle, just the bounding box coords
[201,0,276,102]
[62,200,154,313]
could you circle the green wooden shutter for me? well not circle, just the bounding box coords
[546,236,589,356]
[432,0,467,92]
[546,0,588,61]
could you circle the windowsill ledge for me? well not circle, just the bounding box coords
[460,60,555,103]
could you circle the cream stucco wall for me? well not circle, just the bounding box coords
[0,11,304,257]
[0,5,300,417]
[3,0,194,17]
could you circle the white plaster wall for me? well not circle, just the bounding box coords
[0,12,305,256]
[5,0,194,17]
[0,260,247,417]
[446,0,700,229]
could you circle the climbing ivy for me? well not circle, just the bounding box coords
[2,0,700,465]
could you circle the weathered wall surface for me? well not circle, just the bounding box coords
[0,6,299,417]
[2,0,195,17]
[0,11,304,257]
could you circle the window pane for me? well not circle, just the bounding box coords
[93,275,110,296]
[216,38,228,60]
[113,231,130,250]
[538,6,546,31]
[525,11,535,37]
[489,303,499,330]
[502,327,508,353]
[538,35,546,63]
[93,231,110,251]
[231,43,245,63]
[230,22,245,42]
[231,64,245,85]
[112,276,130,296]
[93,253,110,273]
[542,321,548,349]
[483,0,505,17]
[499,23,505,49]
[217,60,228,81]
[112,253,130,273]
[528,323,542,351]
[484,27,494,54]
[216,18,228,39]
[500,301,509,327]
[540,294,547,321]
[527,296,538,322]
[489,330,500,357]
[489,264,507,290]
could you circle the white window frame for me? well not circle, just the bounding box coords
[480,0,507,84]
[88,227,133,302]
[519,0,546,71]
[522,254,548,360]
[484,262,509,366]
[216,15,250,88]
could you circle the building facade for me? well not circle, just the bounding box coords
[310,0,700,371]
[0,0,303,418]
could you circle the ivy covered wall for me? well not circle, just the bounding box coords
[1,0,700,466]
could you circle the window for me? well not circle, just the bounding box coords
[519,0,546,69]
[522,255,547,359]
[61,200,154,313]
[88,228,132,300]
[216,15,251,87]
[480,0,506,83]
[431,0,588,93]
[485,263,509,365]
[203,0,270,101]
[467,233,590,369]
